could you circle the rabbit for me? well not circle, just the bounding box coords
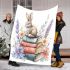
[34,38,49,62]
[35,38,48,54]
[25,12,37,37]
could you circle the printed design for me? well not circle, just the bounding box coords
[12,13,53,61]
[10,5,58,65]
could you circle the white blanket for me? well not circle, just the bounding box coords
[9,5,58,65]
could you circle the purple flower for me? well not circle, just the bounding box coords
[16,35,19,39]
[16,20,19,34]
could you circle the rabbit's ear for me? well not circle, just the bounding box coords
[30,13,33,19]
[26,12,28,18]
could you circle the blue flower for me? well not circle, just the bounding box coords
[12,46,25,59]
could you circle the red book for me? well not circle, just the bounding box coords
[20,41,37,48]
[24,47,36,54]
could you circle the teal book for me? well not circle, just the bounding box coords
[22,35,37,44]
[25,54,36,61]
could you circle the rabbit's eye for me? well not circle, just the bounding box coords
[28,19,29,21]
